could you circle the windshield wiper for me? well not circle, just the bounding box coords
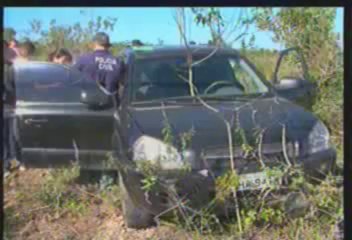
[132,96,196,105]
[132,93,271,105]
[199,94,268,101]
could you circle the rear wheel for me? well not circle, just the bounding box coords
[119,174,155,229]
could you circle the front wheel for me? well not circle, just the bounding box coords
[119,174,156,229]
[78,169,118,184]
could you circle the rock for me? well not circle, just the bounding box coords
[284,192,310,218]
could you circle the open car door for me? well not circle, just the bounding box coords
[272,48,316,110]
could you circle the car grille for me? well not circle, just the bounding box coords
[201,143,299,176]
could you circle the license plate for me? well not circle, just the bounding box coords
[238,172,282,191]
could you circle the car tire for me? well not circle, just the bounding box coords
[78,169,117,184]
[119,174,156,229]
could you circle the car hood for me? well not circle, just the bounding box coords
[128,97,318,152]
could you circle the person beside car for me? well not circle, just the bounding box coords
[123,39,144,65]
[4,40,17,64]
[74,32,124,94]
[8,39,20,56]
[34,48,73,90]
[3,43,16,178]
[3,41,20,177]
[117,39,143,94]
[48,48,73,65]
[10,40,36,172]
[13,40,36,64]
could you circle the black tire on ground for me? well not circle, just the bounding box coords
[77,169,118,184]
[119,174,156,229]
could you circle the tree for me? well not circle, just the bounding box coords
[191,8,255,48]
[3,28,16,42]
[253,8,339,85]
[28,13,118,60]
[253,7,343,152]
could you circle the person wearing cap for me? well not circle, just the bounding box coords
[74,32,124,94]
[122,39,144,65]
[131,39,143,47]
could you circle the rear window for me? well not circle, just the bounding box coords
[15,63,83,103]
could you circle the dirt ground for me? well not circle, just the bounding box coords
[3,169,193,240]
[4,168,343,240]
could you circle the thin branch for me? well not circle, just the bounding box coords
[257,130,266,169]
[281,124,292,167]
[171,7,273,235]
[174,8,190,51]
[191,47,220,67]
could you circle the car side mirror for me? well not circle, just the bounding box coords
[274,78,305,91]
[272,48,316,110]
[80,88,112,110]
[80,80,119,110]
[272,47,309,85]
[273,77,316,110]
[273,77,316,94]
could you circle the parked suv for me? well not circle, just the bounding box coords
[12,46,336,229]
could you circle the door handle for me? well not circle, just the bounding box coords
[24,118,48,124]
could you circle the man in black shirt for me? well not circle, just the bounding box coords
[74,32,124,94]
[3,44,17,177]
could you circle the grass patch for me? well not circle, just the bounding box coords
[151,167,343,240]
[36,164,90,216]
[4,167,124,239]
[3,207,22,240]
[3,164,342,239]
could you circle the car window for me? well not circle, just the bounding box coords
[132,55,269,102]
[228,58,268,94]
[15,63,83,103]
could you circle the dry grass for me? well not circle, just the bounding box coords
[4,165,343,240]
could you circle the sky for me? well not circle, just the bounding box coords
[4,7,343,50]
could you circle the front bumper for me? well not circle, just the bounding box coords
[302,147,336,179]
[121,147,337,215]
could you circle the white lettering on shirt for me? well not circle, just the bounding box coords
[98,63,114,71]
[95,57,117,72]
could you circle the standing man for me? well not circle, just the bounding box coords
[123,39,144,65]
[3,42,17,177]
[48,48,73,65]
[14,40,36,64]
[2,40,16,177]
[3,30,18,63]
[8,39,19,56]
[9,40,36,172]
[74,32,124,94]
[4,40,17,64]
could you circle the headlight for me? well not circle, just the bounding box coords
[308,121,330,154]
[132,135,194,170]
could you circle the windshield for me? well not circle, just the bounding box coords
[132,55,269,102]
